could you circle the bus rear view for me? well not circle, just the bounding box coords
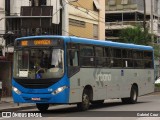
[12,36,69,111]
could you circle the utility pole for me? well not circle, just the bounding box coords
[62,0,69,36]
[143,0,146,31]
[151,0,154,43]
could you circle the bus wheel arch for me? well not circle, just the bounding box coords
[121,83,138,104]
[83,85,93,101]
[77,85,93,111]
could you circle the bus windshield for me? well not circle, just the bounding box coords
[13,48,64,79]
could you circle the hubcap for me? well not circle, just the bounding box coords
[83,94,89,107]
[133,90,137,101]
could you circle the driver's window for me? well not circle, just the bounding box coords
[68,50,79,67]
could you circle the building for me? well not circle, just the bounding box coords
[68,0,105,40]
[105,0,160,78]
[0,0,105,58]
[105,0,160,41]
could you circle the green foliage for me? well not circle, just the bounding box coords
[119,26,160,58]
[152,44,160,59]
[119,26,151,45]
[155,83,160,88]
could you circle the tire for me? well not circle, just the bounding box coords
[36,103,49,112]
[77,92,90,111]
[91,100,104,105]
[121,85,138,104]
[130,85,138,104]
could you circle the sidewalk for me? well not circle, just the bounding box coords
[1,97,13,103]
[0,97,36,112]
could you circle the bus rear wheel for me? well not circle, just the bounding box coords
[77,92,90,111]
[36,103,49,112]
[121,85,138,104]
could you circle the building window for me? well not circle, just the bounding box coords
[31,0,46,6]
[154,0,158,14]
[39,0,46,6]
[93,24,98,39]
[69,19,85,27]
[108,0,116,6]
[121,0,128,5]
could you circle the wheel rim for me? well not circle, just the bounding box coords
[83,94,89,108]
[133,89,137,101]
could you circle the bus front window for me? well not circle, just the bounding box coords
[13,48,64,79]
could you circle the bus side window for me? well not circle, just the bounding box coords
[67,49,80,77]
[68,50,79,67]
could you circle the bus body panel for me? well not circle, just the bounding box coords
[69,68,154,103]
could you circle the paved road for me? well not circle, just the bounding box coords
[1,93,160,120]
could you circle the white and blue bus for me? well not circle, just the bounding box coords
[12,36,154,111]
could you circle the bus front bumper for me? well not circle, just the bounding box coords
[12,90,69,104]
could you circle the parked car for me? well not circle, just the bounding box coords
[155,77,160,84]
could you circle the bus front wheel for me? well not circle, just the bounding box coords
[121,85,138,104]
[36,103,49,112]
[77,92,90,111]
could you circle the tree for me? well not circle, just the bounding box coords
[119,26,151,45]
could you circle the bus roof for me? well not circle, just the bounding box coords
[16,35,153,51]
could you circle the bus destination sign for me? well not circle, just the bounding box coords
[17,39,63,47]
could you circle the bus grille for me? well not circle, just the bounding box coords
[14,78,59,89]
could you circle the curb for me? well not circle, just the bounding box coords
[0,104,36,112]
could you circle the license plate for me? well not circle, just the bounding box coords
[31,98,41,101]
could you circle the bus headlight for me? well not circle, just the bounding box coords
[52,86,67,95]
[12,86,21,95]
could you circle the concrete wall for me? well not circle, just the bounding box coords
[69,22,93,38]
[71,0,94,11]
[69,0,105,40]
[69,0,98,39]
